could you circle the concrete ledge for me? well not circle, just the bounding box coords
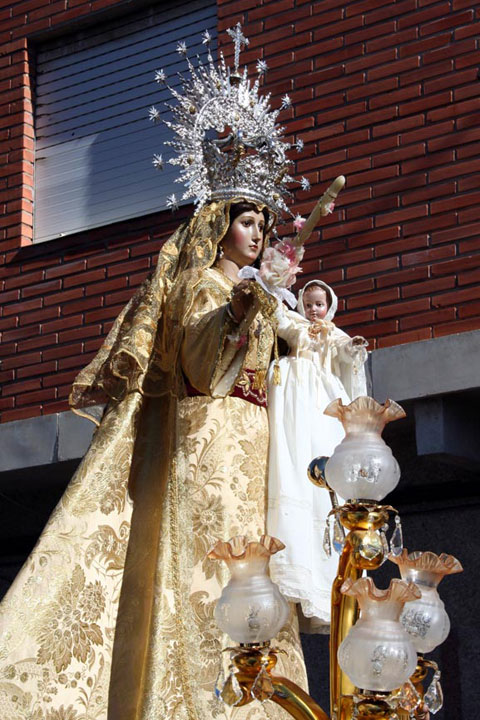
[0,410,96,474]
[369,329,480,403]
[58,410,97,462]
[1,330,479,474]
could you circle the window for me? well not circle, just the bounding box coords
[34,0,216,243]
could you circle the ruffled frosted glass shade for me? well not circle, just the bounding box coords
[324,397,405,502]
[390,549,463,653]
[208,535,290,645]
[338,577,420,692]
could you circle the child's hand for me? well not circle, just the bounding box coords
[308,320,328,339]
[344,336,369,360]
[351,335,368,347]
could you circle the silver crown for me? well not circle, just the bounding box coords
[150,24,307,217]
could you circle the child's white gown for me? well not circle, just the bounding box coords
[267,305,367,627]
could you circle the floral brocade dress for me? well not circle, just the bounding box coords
[0,266,307,720]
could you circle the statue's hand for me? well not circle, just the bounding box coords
[229,279,254,322]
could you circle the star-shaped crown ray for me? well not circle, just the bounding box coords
[150,24,307,217]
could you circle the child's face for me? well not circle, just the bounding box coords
[303,286,329,322]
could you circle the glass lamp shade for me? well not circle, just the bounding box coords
[208,535,289,645]
[390,549,463,653]
[324,397,406,502]
[338,577,420,692]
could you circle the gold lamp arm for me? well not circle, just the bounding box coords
[329,537,360,717]
[227,646,330,719]
[270,677,330,720]
[329,503,395,718]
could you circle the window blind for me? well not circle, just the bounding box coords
[34,0,217,242]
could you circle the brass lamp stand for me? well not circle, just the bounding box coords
[212,399,460,720]
[222,498,430,719]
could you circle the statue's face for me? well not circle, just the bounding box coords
[221,210,265,267]
[303,287,329,322]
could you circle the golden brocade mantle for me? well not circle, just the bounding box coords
[0,204,307,720]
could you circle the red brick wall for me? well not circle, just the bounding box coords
[0,208,190,422]
[219,0,480,347]
[1,0,480,422]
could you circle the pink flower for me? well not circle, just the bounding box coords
[259,239,303,289]
[324,200,335,215]
[293,215,306,232]
[278,239,297,262]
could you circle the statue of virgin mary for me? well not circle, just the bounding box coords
[0,25,310,720]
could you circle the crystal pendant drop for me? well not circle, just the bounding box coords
[251,666,275,702]
[391,680,421,712]
[380,523,389,563]
[214,666,226,699]
[323,519,332,557]
[351,698,360,719]
[358,529,383,560]
[390,514,404,556]
[221,666,244,706]
[424,670,443,714]
[333,518,344,554]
